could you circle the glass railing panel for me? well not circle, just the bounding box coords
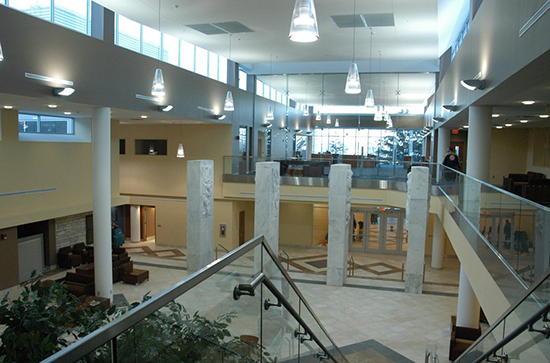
[114,243,263,363]
[76,341,111,363]
[261,283,301,362]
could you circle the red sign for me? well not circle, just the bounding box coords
[452,129,459,134]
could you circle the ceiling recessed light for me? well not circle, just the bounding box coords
[4,105,13,109]
[496,126,503,129]
[505,123,512,127]
[48,104,58,108]
[492,114,500,118]
[540,115,549,118]
[140,115,148,119]
[64,112,72,115]
[520,120,528,123]
[464,125,469,128]
[522,100,535,105]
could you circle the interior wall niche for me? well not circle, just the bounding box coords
[135,139,168,155]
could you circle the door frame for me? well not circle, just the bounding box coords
[349,208,407,255]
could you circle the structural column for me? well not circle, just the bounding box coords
[92,107,113,301]
[327,164,352,287]
[455,105,492,328]
[437,127,450,181]
[130,205,141,242]
[431,215,445,269]
[405,166,431,293]
[254,162,280,274]
[186,160,214,272]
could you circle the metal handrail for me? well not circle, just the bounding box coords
[347,256,355,277]
[471,301,550,363]
[259,242,349,362]
[455,267,550,362]
[279,249,290,271]
[41,235,348,363]
[215,244,229,260]
[439,164,550,214]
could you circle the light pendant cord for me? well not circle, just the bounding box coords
[158,0,161,66]
[352,0,357,62]
[369,29,373,87]
[229,34,232,60]
[378,51,382,99]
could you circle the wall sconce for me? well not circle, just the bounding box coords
[53,87,75,97]
[442,105,458,112]
[460,79,485,91]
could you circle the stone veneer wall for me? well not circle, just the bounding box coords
[55,213,90,250]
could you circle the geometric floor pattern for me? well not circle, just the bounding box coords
[125,245,186,259]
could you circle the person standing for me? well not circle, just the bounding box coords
[443,147,461,181]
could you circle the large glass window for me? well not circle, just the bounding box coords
[180,40,195,71]
[53,0,88,34]
[208,52,218,80]
[239,70,248,91]
[142,25,161,59]
[9,0,51,21]
[218,56,227,84]
[117,14,141,53]
[18,113,74,135]
[256,80,263,96]
[162,33,179,66]
[195,46,208,76]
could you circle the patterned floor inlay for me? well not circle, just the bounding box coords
[359,262,402,276]
[125,245,185,259]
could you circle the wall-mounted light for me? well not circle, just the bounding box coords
[0,41,4,62]
[25,72,73,86]
[158,105,173,112]
[522,100,535,105]
[4,105,13,109]
[520,120,529,123]
[460,79,485,91]
[262,122,272,128]
[492,114,500,118]
[216,115,227,120]
[48,104,58,108]
[140,115,148,119]
[433,117,445,122]
[442,104,459,112]
[53,87,75,97]
[539,115,549,118]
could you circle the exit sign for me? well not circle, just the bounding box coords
[452,129,459,134]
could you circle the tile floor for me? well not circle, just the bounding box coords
[2,241,460,362]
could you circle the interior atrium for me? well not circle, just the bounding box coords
[1,0,550,362]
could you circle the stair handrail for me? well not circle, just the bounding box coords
[215,243,229,260]
[279,249,290,271]
[455,266,550,362]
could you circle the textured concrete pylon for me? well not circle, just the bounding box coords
[405,166,430,293]
[254,162,280,254]
[327,164,352,287]
[186,160,214,272]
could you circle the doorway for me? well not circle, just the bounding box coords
[239,210,246,246]
[350,208,407,255]
[140,206,156,242]
[450,141,465,170]
[18,234,44,283]
[258,131,266,158]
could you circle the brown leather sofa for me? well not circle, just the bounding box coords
[57,247,82,269]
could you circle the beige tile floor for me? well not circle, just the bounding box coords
[2,241,459,362]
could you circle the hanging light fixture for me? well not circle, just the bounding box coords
[364,29,375,107]
[151,0,165,97]
[177,123,185,158]
[326,114,332,124]
[266,104,275,121]
[289,0,319,43]
[373,50,383,121]
[0,41,4,62]
[374,105,383,121]
[224,34,235,111]
[303,82,309,116]
[335,118,340,127]
[266,54,275,121]
[345,0,361,94]
[316,110,321,121]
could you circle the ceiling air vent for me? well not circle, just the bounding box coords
[186,21,254,35]
[331,13,395,28]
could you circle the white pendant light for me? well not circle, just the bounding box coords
[364,29,375,107]
[151,68,165,97]
[151,1,165,97]
[224,91,234,111]
[364,89,375,107]
[335,118,340,127]
[223,35,235,112]
[177,142,185,158]
[326,115,332,125]
[0,41,4,62]
[266,104,274,121]
[176,123,185,158]
[374,105,383,121]
[289,0,319,43]
[316,110,321,121]
[345,0,361,94]
[303,107,309,116]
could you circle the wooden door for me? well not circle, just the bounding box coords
[146,207,156,240]
[239,211,246,246]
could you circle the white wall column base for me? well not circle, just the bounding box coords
[130,205,141,243]
[456,265,481,328]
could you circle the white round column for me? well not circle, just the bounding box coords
[431,215,445,269]
[466,106,492,180]
[437,127,450,164]
[92,107,113,301]
[456,266,480,328]
[130,205,141,243]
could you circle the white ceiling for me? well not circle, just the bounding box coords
[95,0,439,67]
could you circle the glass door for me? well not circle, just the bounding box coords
[366,212,382,252]
[383,212,399,254]
[350,210,366,252]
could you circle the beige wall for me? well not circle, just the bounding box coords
[489,129,529,184]
[0,110,123,230]
[313,204,329,247]
[527,128,550,177]
[0,227,19,291]
[280,203,313,247]
[119,123,232,199]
